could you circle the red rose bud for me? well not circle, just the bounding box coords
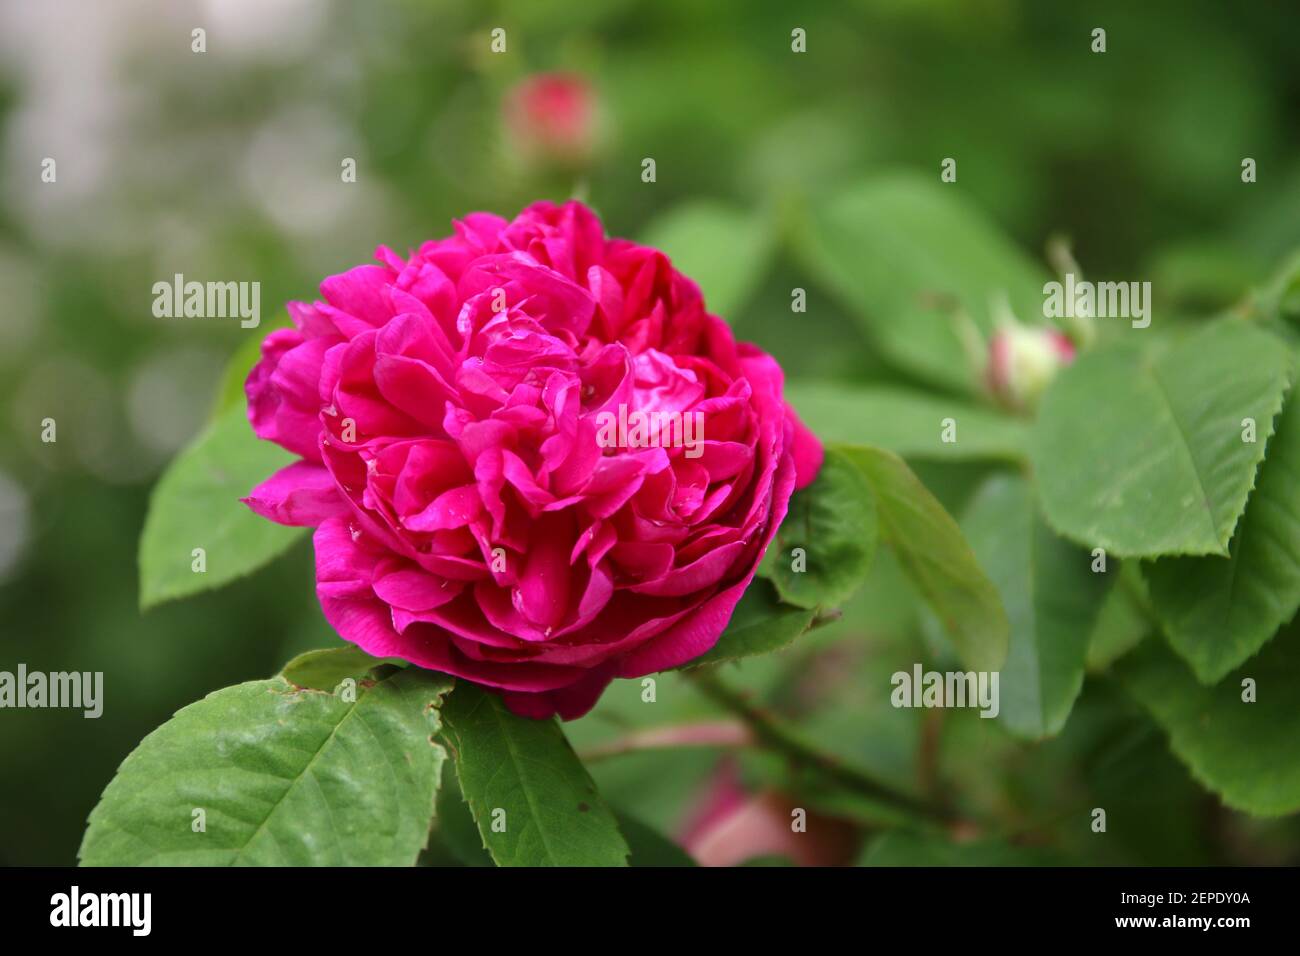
[986,322,1076,410]
[504,72,599,169]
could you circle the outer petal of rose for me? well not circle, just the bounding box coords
[270,336,333,413]
[614,447,797,676]
[500,663,617,721]
[612,574,749,677]
[320,263,397,328]
[242,462,347,527]
[246,328,325,462]
[314,520,584,691]
[786,404,824,491]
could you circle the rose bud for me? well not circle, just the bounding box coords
[243,201,822,719]
[503,72,600,169]
[986,321,1076,410]
[679,760,860,866]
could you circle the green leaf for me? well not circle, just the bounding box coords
[438,682,630,867]
[795,171,1048,391]
[1253,248,1300,325]
[79,667,453,865]
[138,404,307,610]
[281,646,404,692]
[961,474,1111,738]
[1143,390,1300,683]
[840,445,1009,671]
[684,577,816,668]
[859,830,1063,866]
[1031,319,1294,558]
[1118,629,1300,817]
[765,447,877,609]
[1085,563,1152,672]
[433,764,494,867]
[786,382,1029,462]
[615,810,697,866]
[640,201,771,321]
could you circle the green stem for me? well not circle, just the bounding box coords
[578,719,754,762]
[684,668,955,826]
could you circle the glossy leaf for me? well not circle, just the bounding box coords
[1032,320,1293,557]
[766,446,877,609]
[1143,390,1300,683]
[138,404,306,609]
[961,474,1110,737]
[841,445,1009,671]
[685,577,817,668]
[796,172,1048,391]
[438,682,630,867]
[1119,631,1300,817]
[79,668,453,865]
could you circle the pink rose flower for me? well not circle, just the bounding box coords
[243,201,822,719]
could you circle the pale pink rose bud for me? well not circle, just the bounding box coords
[504,72,599,168]
[987,324,1076,409]
[679,761,859,866]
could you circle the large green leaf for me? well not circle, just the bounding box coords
[786,382,1028,462]
[1032,319,1293,558]
[841,445,1009,671]
[961,475,1110,738]
[685,577,816,668]
[1085,563,1152,672]
[1118,630,1300,817]
[765,446,877,609]
[794,172,1048,391]
[79,667,453,865]
[138,404,306,609]
[640,201,771,321]
[438,682,630,867]
[1143,390,1300,683]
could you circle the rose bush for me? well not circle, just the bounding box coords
[242,200,822,718]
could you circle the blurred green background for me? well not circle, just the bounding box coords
[2,0,1300,865]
